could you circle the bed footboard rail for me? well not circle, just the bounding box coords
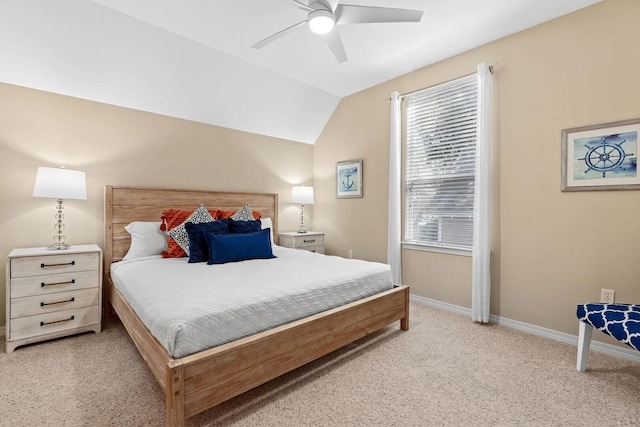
[165,285,409,426]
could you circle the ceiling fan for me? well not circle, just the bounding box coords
[251,0,424,63]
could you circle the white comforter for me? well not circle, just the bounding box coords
[110,246,393,358]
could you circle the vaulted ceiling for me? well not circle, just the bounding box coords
[0,0,600,144]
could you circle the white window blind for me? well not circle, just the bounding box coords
[404,74,478,250]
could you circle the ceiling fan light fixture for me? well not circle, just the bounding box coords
[308,9,335,34]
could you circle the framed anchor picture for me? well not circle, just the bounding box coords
[336,159,363,198]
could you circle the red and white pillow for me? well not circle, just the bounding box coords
[161,206,216,258]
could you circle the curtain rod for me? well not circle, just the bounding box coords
[397,65,493,100]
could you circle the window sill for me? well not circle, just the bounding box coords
[401,242,472,257]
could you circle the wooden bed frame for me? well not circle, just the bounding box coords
[104,185,409,426]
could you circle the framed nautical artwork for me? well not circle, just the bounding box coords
[561,118,640,191]
[336,159,363,198]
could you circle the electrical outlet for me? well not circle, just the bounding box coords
[601,288,615,304]
[348,249,353,259]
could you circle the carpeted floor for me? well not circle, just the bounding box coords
[1,303,638,426]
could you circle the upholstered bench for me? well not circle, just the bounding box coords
[576,303,640,371]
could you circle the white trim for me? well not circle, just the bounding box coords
[411,294,472,317]
[410,294,640,363]
[402,242,472,257]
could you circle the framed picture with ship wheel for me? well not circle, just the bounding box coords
[561,118,640,191]
[336,159,363,198]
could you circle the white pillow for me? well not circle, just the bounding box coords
[123,222,167,260]
[261,217,274,245]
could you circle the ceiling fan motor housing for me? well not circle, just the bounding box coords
[308,2,335,34]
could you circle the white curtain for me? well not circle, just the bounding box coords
[471,63,492,323]
[387,91,402,285]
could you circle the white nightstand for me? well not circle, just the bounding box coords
[5,244,102,353]
[278,231,325,254]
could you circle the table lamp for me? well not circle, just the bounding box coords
[291,186,314,233]
[32,166,87,250]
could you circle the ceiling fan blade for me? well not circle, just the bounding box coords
[251,20,307,49]
[335,5,423,25]
[322,29,348,64]
[293,0,314,12]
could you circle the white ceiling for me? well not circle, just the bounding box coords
[89,0,601,97]
[0,0,600,144]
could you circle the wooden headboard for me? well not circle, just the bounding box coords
[104,185,278,270]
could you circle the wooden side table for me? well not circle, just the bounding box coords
[5,244,102,353]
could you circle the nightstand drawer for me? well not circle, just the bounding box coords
[299,244,324,254]
[10,306,100,341]
[295,235,324,248]
[11,288,100,318]
[10,252,100,278]
[11,270,99,298]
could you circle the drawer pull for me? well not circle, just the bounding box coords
[303,239,316,243]
[41,297,75,307]
[41,279,76,288]
[41,315,75,327]
[41,261,75,268]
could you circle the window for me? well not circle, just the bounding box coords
[404,74,477,251]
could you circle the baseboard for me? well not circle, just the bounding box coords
[410,294,639,363]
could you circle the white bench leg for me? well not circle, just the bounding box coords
[577,321,593,372]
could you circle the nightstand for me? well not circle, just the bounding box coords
[278,231,325,254]
[5,244,102,353]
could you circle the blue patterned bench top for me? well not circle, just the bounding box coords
[577,303,640,352]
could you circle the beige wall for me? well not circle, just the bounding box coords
[3,1,639,349]
[314,0,640,345]
[0,84,314,327]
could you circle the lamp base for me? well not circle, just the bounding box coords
[47,242,70,250]
[48,199,71,250]
[297,204,308,234]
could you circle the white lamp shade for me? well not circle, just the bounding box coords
[291,186,314,205]
[308,9,335,34]
[33,167,87,200]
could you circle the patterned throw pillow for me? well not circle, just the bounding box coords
[162,205,215,258]
[216,207,261,221]
[230,205,255,221]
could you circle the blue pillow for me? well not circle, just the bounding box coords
[185,220,229,263]
[228,218,262,234]
[205,228,275,265]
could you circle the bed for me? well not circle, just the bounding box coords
[103,185,409,426]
